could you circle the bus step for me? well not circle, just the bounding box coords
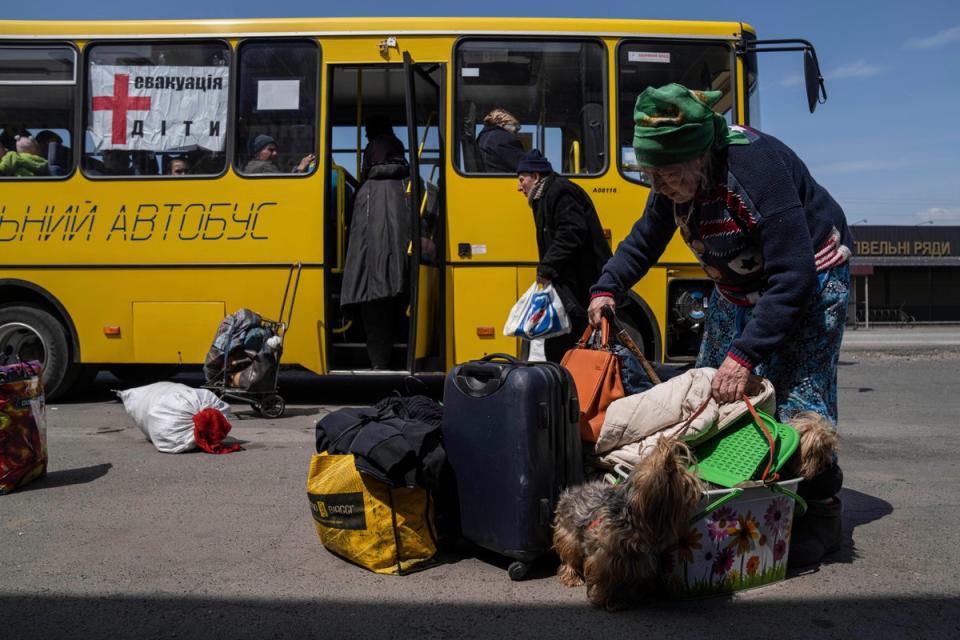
[329,343,409,370]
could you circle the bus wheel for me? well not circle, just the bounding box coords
[0,305,75,400]
[618,313,655,361]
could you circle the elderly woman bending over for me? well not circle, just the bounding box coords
[588,83,853,566]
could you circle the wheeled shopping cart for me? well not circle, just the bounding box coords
[201,265,301,418]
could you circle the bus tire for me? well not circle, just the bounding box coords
[619,294,661,362]
[0,304,76,400]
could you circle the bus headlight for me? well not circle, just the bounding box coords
[666,280,713,359]
[673,289,708,329]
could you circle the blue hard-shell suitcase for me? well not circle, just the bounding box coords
[442,353,582,580]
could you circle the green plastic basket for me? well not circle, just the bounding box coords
[692,410,799,488]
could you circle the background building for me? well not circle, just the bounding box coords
[849,226,960,325]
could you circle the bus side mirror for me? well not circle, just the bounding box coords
[743,38,828,114]
[803,48,826,113]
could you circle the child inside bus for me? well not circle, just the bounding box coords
[0,135,50,177]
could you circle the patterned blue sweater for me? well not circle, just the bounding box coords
[592,127,853,368]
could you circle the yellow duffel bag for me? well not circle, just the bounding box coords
[306,452,437,575]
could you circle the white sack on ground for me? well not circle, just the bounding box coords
[118,382,231,453]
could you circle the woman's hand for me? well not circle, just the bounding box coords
[587,296,616,327]
[712,356,751,404]
[297,153,317,173]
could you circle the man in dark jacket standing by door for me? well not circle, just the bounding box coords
[517,150,612,362]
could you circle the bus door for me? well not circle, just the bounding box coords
[322,60,445,373]
[402,53,445,373]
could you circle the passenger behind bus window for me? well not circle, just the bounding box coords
[35,130,63,173]
[0,130,14,155]
[85,150,135,177]
[477,108,525,173]
[360,115,405,182]
[167,157,189,176]
[36,130,70,176]
[244,134,316,175]
[0,135,50,177]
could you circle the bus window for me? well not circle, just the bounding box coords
[0,45,76,179]
[83,41,230,178]
[235,40,319,177]
[455,39,606,176]
[617,41,733,184]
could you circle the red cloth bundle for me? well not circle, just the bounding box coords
[192,407,243,454]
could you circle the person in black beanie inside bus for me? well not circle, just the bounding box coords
[516,149,612,362]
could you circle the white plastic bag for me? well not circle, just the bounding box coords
[503,282,571,340]
[118,382,231,453]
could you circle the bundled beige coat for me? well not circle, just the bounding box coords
[594,368,776,470]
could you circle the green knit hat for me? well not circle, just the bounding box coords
[633,83,747,167]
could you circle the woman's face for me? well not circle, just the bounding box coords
[257,143,278,162]
[642,157,704,203]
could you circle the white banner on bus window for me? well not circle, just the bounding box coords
[88,64,229,152]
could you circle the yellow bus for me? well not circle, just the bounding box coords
[0,17,825,400]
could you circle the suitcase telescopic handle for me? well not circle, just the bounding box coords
[455,353,517,397]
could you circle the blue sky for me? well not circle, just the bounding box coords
[4,0,958,225]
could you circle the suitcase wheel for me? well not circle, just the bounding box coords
[507,561,530,581]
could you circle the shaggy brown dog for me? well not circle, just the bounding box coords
[552,438,703,610]
[782,411,840,481]
[553,411,837,610]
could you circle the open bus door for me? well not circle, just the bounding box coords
[402,52,445,373]
[322,59,444,373]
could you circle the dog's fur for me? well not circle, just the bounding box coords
[553,411,839,610]
[552,438,703,610]
[782,411,839,481]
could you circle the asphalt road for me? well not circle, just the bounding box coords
[2,350,959,639]
[842,326,960,351]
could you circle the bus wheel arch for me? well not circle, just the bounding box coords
[618,292,662,362]
[0,280,82,399]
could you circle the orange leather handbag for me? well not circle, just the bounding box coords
[560,318,625,442]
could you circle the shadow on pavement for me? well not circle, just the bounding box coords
[831,487,894,565]
[53,369,445,407]
[13,463,113,492]
[1,593,957,638]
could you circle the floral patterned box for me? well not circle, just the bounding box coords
[662,479,801,598]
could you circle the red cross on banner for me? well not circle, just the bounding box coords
[92,73,151,145]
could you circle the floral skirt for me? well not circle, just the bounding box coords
[696,265,850,424]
